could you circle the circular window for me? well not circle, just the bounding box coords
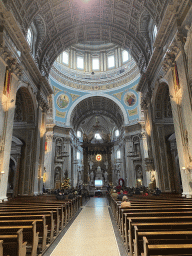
[124,92,137,107]
[57,94,69,109]
[96,154,102,161]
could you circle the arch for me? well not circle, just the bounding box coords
[153,82,172,121]
[15,86,36,124]
[66,94,128,127]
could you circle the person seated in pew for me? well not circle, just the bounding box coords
[111,190,118,200]
[117,190,124,200]
[153,187,161,196]
[121,196,131,208]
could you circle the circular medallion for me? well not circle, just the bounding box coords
[124,92,136,107]
[57,94,69,109]
[96,154,102,161]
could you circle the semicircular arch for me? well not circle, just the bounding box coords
[66,94,128,127]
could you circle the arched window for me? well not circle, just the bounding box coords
[77,151,81,160]
[77,131,81,138]
[95,133,102,140]
[115,130,120,137]
[27,28,33,48]
[117,150,121,159]
[153,25,157,40]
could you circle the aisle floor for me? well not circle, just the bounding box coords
[50,197,121,256]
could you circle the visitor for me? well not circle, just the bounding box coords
[121,196,131,208]
[117,190,124,200]
[111,189,118,200]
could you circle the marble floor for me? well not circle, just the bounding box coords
[50,197,121,256]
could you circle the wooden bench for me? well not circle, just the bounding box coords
[0,209,59,237]
[123,210,192,248]
[0,213,54,243]
[0,222,38,256]
[0,229,27,256]
[0,205,65,230]
[5,202,70,225]
[0,218,47,252]
[142,236,192,256]
[134,230,192,256]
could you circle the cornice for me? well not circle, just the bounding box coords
[137,0,191,93]
[0,1,53,95]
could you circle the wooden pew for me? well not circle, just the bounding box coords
[123,210,192,247]
[142,236,192,256]
[0,209,59,237]
[0,213,54,243]
[0,240,3,256]
[4,201,70,225]
[0,205,64,230]
[0,218,47,252]
[119,205,192,238]
[134,229,192,256]
[0,222,38,256]
[0,229,27,256]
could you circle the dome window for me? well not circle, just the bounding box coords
[122,50,129,63]
[92,58,99,70]
[108,55,115,69]
[62,51,69,65]
[77,56,84,69]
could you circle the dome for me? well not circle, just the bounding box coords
[50,42,140,92]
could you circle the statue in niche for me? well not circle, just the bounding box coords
[64,169,68,179]
[149,170,156,190]
[116,170,120,185]
[104,170,108,183]
[54,167,61,182]
[78,171,82,184]
[90,170,94,184]
[136,166,142,179]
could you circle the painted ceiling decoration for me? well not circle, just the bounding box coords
[3,0,168,76]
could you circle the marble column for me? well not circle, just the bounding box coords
[33,93,48,195]
[83,147,88,184]
[44,131,54,189]
[107,147,112,184]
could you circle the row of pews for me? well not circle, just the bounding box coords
[0,195,82,256]
[108,194,192,256]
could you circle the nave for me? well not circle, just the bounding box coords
[46,197,122,256]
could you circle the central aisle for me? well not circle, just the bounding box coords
[50,197,121,256]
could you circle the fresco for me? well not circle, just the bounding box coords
[124,92,137,107]
[56,94,69,109]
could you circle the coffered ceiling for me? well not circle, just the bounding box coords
[70,96,124,130]
[4,0,168,76]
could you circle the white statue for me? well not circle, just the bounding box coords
[90,170,94,182]
[104,171,108,183]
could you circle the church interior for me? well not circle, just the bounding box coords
[1,0,192,255]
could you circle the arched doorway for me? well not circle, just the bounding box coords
[7,137,23,198]
[12,86,36,196]
[153,83,182,193]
